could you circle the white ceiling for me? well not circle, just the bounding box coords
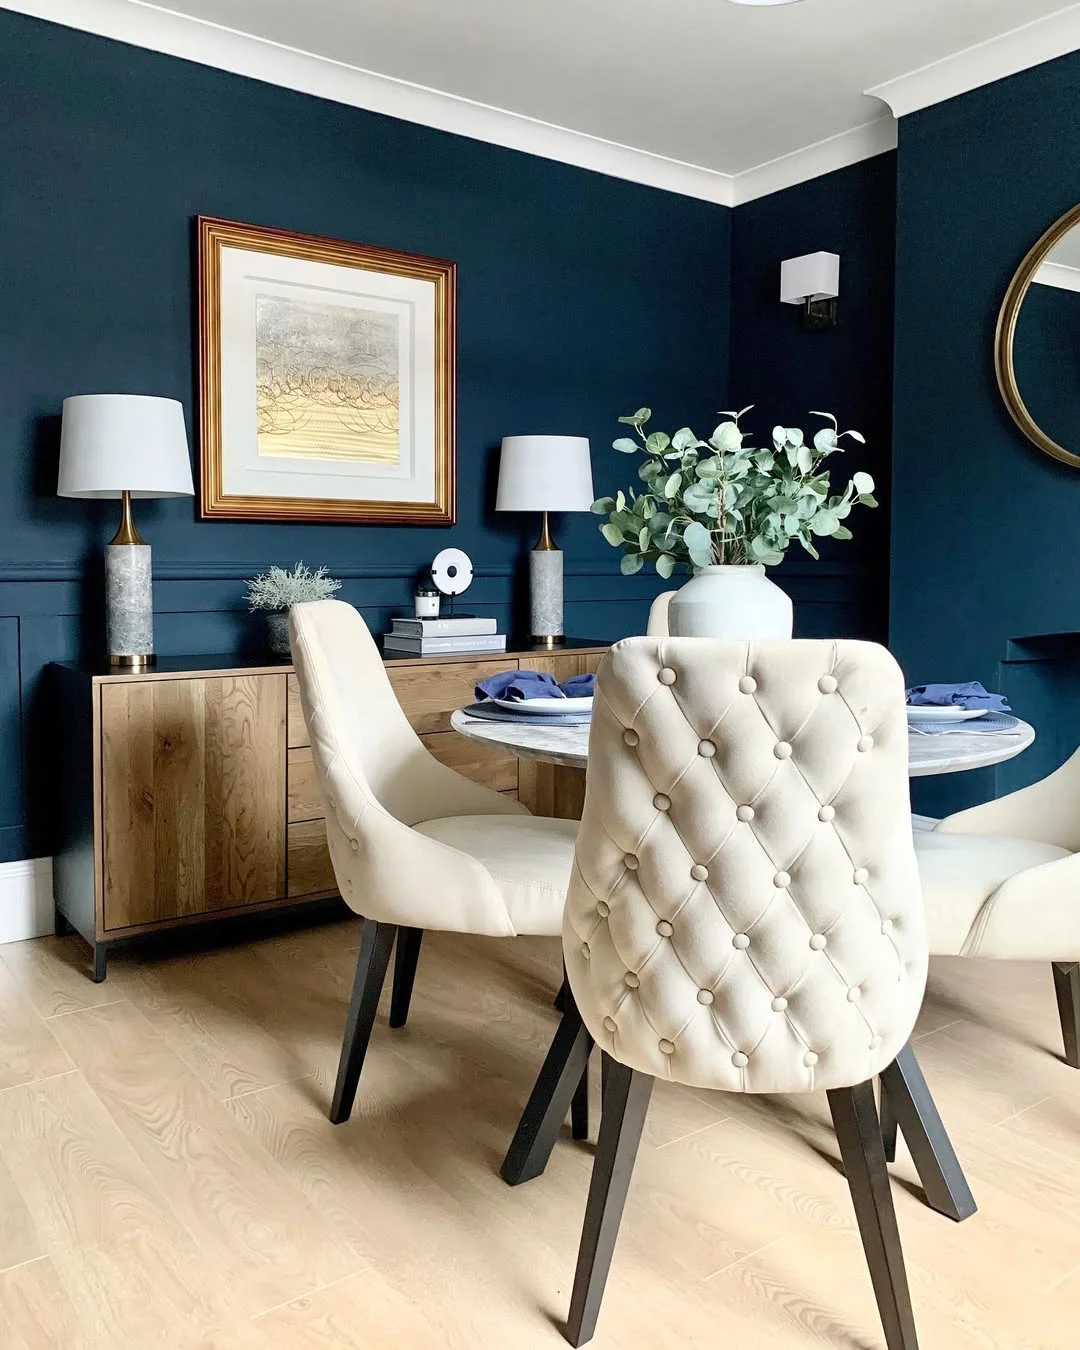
[9,0,1080,201]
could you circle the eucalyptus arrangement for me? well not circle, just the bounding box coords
[245,563,342,656]
[592,407,876,578]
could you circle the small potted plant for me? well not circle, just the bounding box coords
[245,563,342,657]
[592,406,876,638]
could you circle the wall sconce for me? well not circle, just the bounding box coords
[780,251,839,331]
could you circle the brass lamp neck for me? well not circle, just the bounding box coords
[534,511,558,551]
[109,490,146,546]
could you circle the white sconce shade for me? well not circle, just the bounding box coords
[780,251,840,305]
[58,395,194,499]
[496,436,595,513]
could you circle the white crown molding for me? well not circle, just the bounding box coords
[2,0,741,204]
[0,857,54,944]
[1034,261,1080,293]
[867,3,1080,119]
[731,116,897,206]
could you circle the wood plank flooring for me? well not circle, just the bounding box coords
[1,921,1079,1348]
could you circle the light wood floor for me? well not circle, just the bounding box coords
[1,919,1079,1349]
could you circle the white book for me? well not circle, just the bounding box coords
[383,633,507,655]
[390,616,498,637]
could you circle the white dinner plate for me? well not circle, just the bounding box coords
[906,707,988,724]
[490,696,594,716]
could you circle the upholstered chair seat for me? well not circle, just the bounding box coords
[288,599,578,1124]
[914,746,1080,1067]
[505,636,947,1349]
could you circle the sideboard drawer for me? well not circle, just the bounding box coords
[388,659,513,734]
[287,819,337,897]
[287,675,308,749]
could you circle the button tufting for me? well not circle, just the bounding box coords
[656,920,674,938]
[803,1051,819,1067]
[623,729,639,747]
[653,793,671,811]
[774,741,792,760]
[853,867,869,885]
[736,804,755,822]
[869,1036,882,1051]
[771,996,788,1012]
[659,1039,676,1054]
[597,900,610,918]
[881,918,894,935]
[624,971,640,989]
[732,1051,749,1068]
[691,863,709,882]
[698,739,716,757]
[658,667,677,685]
[581,943,591,959]
[738,675,757,694]
[818,804,835,822]
[603,1016,617,1033]
[809,933,827,951]
[818,674,838,694]
[858,734,875,753]
[350,838,359,851]
[697,988,714,1005]
[624,853,639,870]
[847,986,862,1002]
[732,933,750,950]
[773,871,791,889]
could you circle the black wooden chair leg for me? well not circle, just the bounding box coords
[554,962,569,1011]
[565,1056,654,1348]
[879,1080,898,1163]
[329,919,396,1124]
[571,1063,589,1141]
[1053,962,1080,1068]
[879,1042,977,1222]
[828,1080,919,1350]
[92,943,107,983]
[501,1000,594,1186]
[389,927,423,1029]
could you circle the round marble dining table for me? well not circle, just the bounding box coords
[450,708,1035,779]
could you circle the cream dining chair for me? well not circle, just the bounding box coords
[508,635,932,1347]
[914,747,1080,1068]
[288,600,581,1124]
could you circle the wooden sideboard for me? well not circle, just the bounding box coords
[51,640,607,980]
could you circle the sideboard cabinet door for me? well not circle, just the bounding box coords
[100,675,287,930]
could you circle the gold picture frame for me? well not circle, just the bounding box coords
[198,216,456,522]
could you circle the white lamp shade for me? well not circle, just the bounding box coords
[58,394,195,499]
[780,251,840,305]
[495,435,595,513]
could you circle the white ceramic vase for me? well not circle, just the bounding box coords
[667,564,793,640]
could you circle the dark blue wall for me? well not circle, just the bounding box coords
[890,49,1080,817]
[730,154,897,643]
[0,10,732,861]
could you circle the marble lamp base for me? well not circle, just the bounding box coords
[530,546,565,646]
[106,541,154,667]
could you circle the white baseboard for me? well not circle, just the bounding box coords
[0,857,55,944]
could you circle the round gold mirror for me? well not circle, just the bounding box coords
[996,202,1080,469]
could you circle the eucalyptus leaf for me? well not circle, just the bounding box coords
[600,523,622,547]
[591,497,615,514]
[832,525,853,541]
[813,427,838,452]
[656,554,675,579]
[852,471,874,495]
[711,421,743,453]
[843,430,867,444]
[612,438,639,454]
[621,552,643,575]
[786,428,804,448]
[638,526,650,551]
[809,511,839,537]
[664,472,682,498]
[671,426,699,452]
[615,490,626,513]
[645,431,670,454]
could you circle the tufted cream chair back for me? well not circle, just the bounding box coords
[563,636,927,1095]
[289,600,529,934]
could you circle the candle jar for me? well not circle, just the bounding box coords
[414,580,441,619]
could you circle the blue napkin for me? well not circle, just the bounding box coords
[906,681,1010,712]
[475,669,596,702]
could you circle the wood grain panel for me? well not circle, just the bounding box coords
[287,675,308,749]
[101,676,286,929]
[388,659,517,734]
[287,820,337,898]
[287,747,324,822]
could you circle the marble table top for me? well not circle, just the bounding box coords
[450,708,1035,778]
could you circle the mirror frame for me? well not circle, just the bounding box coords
[996,201,1080,470]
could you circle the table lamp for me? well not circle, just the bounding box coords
[58,394,195,667]
[496,435,595,646]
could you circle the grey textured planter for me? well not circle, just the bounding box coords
[265,610,292,658]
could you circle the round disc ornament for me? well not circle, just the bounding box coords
[431,547,474,597]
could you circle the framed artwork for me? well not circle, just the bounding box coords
[198,217,456,523]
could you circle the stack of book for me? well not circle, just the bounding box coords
[382,615,506,657]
